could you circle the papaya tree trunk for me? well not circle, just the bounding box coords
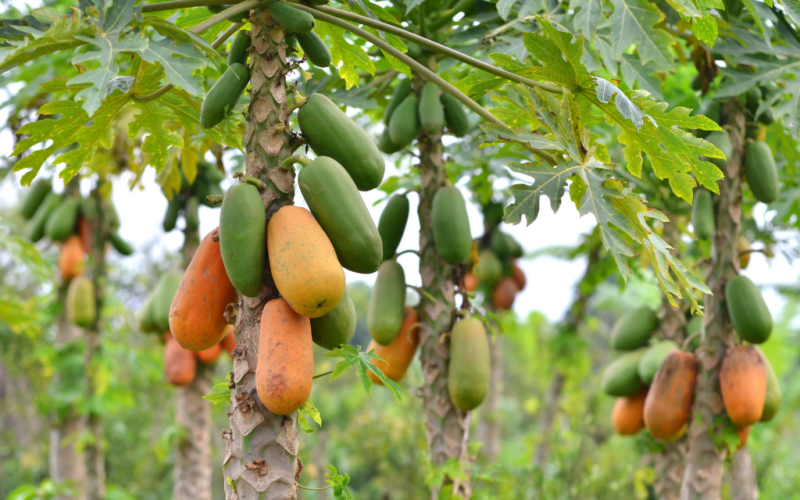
[730,446,759,500]
[680,104,746,500]
[477,331,502,463]
[417,131,471,499]
[222,10,302,499]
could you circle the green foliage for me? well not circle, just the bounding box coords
[323,344,404,403]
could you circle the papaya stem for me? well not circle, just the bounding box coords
[408,285,437,304]
[141,0,236,13]
[406,322,421,344]
[206,194,224,206]
[312,369,334,380]
[280,155,312,169]
[296,484,333,491]
[394,249,420,258]
[240,174,267,189]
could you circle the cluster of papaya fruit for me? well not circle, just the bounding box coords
[464,231,526,310]
[162,160,224,232]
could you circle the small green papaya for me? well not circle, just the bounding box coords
[489,230,512,259]
[746,87,761,114]
[154,273,183,333]
[163,197,180,232]
[227,30,251,66]
[67,277,96,328]
[200,63,250,129]
[705,131,732,168]
[611,307,658,351]
[507,234,524,259]
[310,289,356,350]
[198,160,225,184]
[745,141,779,204]
[602,350,647,397]
[220,183,266,297]
[208,4,247,23]
[26,193,62,243]
[384,78,412,125]
[378,194,409,261]
[758,107,775,125]
[756,347,781,422]
[692,189,715,240]
[270,2,314,34]
[474,250,502,286]
[21,178,52,220]
[441,92,469,137]
[419,82,444,136]
[109,232,134,256]
[138,295,159,333]
[45,197,80,242]
[406,42,423,60]
[297,31,331,67]
[185,196,200,231]
[378,127,402,154]
[448,316,490,411]
[368,260,406,345]
[431,186,472,265]
[107,202,120,232]
[388,95,420,148]
[638,341,679,385]
[482,201,505,230]
[726,275,772,343]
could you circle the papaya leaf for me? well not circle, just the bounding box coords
[692,14,718,48]
[298,399,321,433]
[607,0,676,71]
[325,465,353,500]
[0,11,90,71]
[202,381,231,405]
[322,344,404,403]
[570,0,603,40]
[137,38,208,96]
[129,100,184,172]
[315,21,375,89]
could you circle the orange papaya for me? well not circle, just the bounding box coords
[195,342,223,364]
[511,261,526,291]
[720,345,767,427]
[165,333,197,386]
[644,351,697,441]
[367,307,420,385]
[612,389,647,436]
[463,272,478,291]
[59,235,85,281]
[221,325,236,358]
[492,278,518,310]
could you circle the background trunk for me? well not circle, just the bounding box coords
[730,446,758,500]
[477,333,502,463]
[222,10,302,499]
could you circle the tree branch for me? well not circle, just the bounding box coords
[141,0,235,13]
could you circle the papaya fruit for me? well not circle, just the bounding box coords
[219,183,266,297]
[78,217,91,254]
[163,197,180,232]
[746,87,761,114]
[378,128,402,154]
[109,232,133,256]
[448,316,490,411]
[406,42,423,60]
[612,389,647,436]
[755,347,781,422]
[388,95,419,148]
[738,236,751,269]
[306,0,328,5]
[310,289,356,350]
[384,78,412,125]
[464,272,478,291]
[745,141,779,204]
[297,31,331,67]
[643,351,697,441]
[221,326,236,357]
[165,333,197,386]
[208,4,247,23]
[758,107,774,125]
[419,82,444,136]
[26,192,61,243]
[611,307,658,351]
[138,296,159,334]
[196,178,224,207]
[367,307,420,384]
[199,63,250,129]
[511,261,526,290]
[195,342,223,364]
[638,340,679,385]
[59,235,85,281]
[45,197,79,242]
[298,93,385,191]
[21,178,52,220]
[67,277,96,328]
[299,156,383,274]
[705,131,732,168]
[378,194,409,260]
[725,275,772,344]
[154,273,182,334]
[602,350,647,397]
[474,250,502,286]
[227,30,250,66]
[441,92,469,137]
[736,426,750,451]
[432,186,472,265]
[692,189,715,240]
[368,260,406,345]
[269,2,314,34]
[198,159,225,184]
[507,235,524,259]
[170,228,239,350]
[720,345,767,427]
[256,298,314,414]
[492,278,518,310]
[267,206,345,318]
[489,231,512,259]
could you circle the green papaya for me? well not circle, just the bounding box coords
[686,314,703,336]
[638,341,679,385]
[208,4,247,23]
[692,189,715,240]
[306,0,328,5]
[611,307,658,351]
[195,178,224,208]
[26,193,61,243]
[298,93,385,191]
[45,197,79,242]
[198,160,225,184]
[419,82,444,136]
[107,202,120,231]
[227,30,251,66]
[378,194,409,261]
[378,127,402,154]
[384,78,412,125]
[163,197,180,232]
[489,231,512,259]
[448,316,490,411]
[154,273,182,333]
[388,95,419,148]
[67,277,96,328]
[725,275,772,343]
[296,31,331,67]
[406,42,423,60]
[441,92,469,137]
[745,141,779,204]
[691,75,702,91]
[474,250,502,286]
[185,195,200,231]
[269,2,314,34]
[432,186,472,265]
[746,87,761,114]
[219,183,266,297]
[482,201,505,229]
[200,63,250,129]
[705,131,732,168]
[602,350,647,397]
[368,260,406,345]
[310,289,356,350]
[299,157,383,274]
[21,178,52,220]
[286,35,298,52]
[756,347,781,422]
[507,234,523,259]
[109,232,134,256]
[758,107,775,125]
[138,295,159,334]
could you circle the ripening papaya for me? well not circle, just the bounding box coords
[419,82,444,136]
[705,131,732,168]
[745,141,779,204]
[388,95,420,148]
[720,345,766,427]
[511,261,526,291]
[310,289,356,350]
[296,31,331,67]
[474,250,502,286]
[492,278,518,310]
[368,260,406,345]
[165,333,197,386]
[441,92,469,137]
[200,63,250,129]
[109,232,133,256]
[77,217,91,254]
[170,228,239,350]
[256,298,314,414]
[432,186,472,265]
[638,340,679,385]
[736,426,750,451]
[611,307,659,351]
[755,347,781,422]
[692,189,715,240]
[643,351,697,441]
[59,235,85,281]
[299,93,385,191]
[378,194,409,260]
[221,326,237,357]
[268,206,345,318]
[154,273,182,334]
[21,178,52,220]
[269,2,314,34]
[220,183,266,297]
[299,156,383,274]
[612,389,647,436]
[378,128,402,154]
[195,342,223,364]
[138,295,159,334]
[464,272,478,291]
[384,78,412,125]
[67,277,96,328]
[725,275,772,344]
[163,197,180,232]
[26,193,61,243]
[448,316,490,411]
[46,197,79,242]
[367,307,420,384]
[227,30,251,66]
[602,350,647,397]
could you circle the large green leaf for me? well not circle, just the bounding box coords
[607,0,676,71]
[315,20,375,89]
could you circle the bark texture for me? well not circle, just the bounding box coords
[477,333,502,463]
[222,10,301,499]
[680,105,745,500]
[730,446,759,500]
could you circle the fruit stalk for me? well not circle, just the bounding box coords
[221,7,302,498]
